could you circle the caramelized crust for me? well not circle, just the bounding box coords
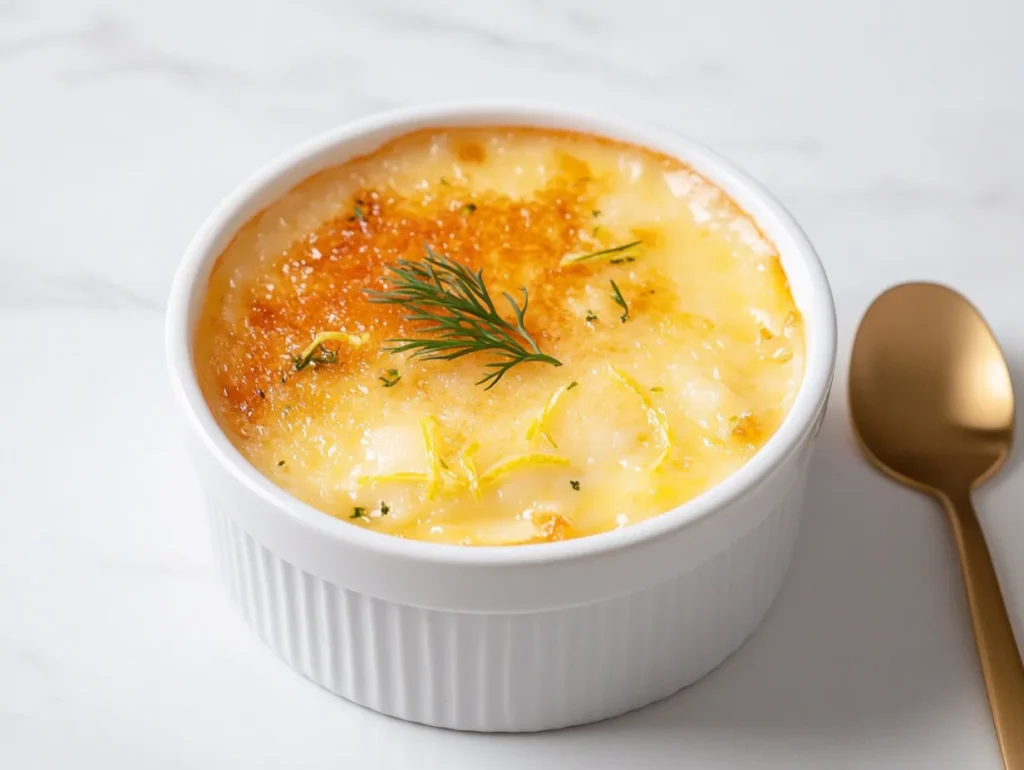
[200,130,691,435]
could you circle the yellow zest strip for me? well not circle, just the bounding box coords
[421,416,444,499]
[357,472,431,487]
[608,365,673,470]
[608,365,654,408]
[358,418,462,496]
[298,331,368,363]
[525,384,572,448]
[650,441,671,470]
[478,454,571,487]
[440,467,466,491]
[459,442,482,500]
[357,469,465,493]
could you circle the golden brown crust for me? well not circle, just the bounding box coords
[202,132,658,430]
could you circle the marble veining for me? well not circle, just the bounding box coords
[1,0,1023,767]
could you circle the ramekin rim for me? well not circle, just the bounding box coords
[165,99,837,568]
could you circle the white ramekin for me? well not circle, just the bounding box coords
[166,101,837,732]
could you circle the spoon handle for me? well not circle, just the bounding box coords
[942,489,1024,767]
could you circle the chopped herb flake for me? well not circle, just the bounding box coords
[561,240,642,266]
[609,256,636,265]
[650,386,664,393]
[570,480,581,491]
[380,501,390,516]
[256,388,266,399]
[294,346,338,371]
[379,368,402,387]
[567,381,579,390]
[610,279,629,323]
[585,309,598,324]
[277,460,285,467]
[592,209,601,218]
[351,507,366,519]
[293,331,365,371]
[460,202,477,216]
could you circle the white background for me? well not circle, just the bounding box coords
[2,0,1023,767]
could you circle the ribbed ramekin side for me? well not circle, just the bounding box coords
[205,465,807,732]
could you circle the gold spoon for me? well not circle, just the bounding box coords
[849,282,1024,766]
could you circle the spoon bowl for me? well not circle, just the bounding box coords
[850,282,1014,493]
[849,281,1024,767]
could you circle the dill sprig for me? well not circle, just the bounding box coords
[365,246,561,390]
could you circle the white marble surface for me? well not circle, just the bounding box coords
[2,0,1024,766]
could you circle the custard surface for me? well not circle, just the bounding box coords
[195,127,805,545]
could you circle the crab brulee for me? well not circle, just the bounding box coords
[195,127,805,546]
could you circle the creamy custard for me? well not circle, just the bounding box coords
[195,127,805,545]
